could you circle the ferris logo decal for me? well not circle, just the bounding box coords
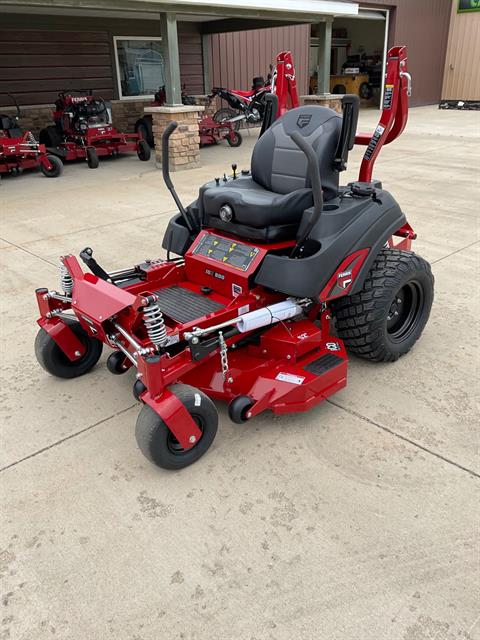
[337,270,353,289]
[326,342,341,351]
[70,96,89,103]
[297,113,312,129]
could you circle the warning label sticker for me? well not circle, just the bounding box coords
[276,372,305,385]
[363,124,385,161]
[383,84,394,110]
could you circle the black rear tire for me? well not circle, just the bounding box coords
[332,249,434,362]
[39,125,63,148]
[34,318,103,378]
[137,139,151,161]
[135,384,218,470]
[86,147,99,169]
[213,108,241,131]
[40,155,63,178]
[135,119,153,147]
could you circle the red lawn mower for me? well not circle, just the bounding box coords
[135,85,243,149]
[33,46,433,471]
[0,94,63,179]
[39,91,151,168]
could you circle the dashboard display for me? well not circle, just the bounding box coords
[193,234,259,272]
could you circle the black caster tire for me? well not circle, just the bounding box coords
[137,139,151,161]
[106,350,130,375]
[227,131,242,147]
[213,108,241,131]
[228,395,254,424]
[133,379,147,402]
[86,147,99,169]
[34,318,103,379]
[40,154,63,178]
[135,384,218,470]
[332,248,434,362]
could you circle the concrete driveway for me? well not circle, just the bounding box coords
[0,107,479,640]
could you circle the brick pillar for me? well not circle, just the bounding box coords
[144,105,204,171]
[300,94,343,114]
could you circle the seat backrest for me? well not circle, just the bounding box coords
[251,105,342,200]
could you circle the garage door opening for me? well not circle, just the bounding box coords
[310,9,389,109]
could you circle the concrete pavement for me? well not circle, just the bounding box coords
[0,106,479,640]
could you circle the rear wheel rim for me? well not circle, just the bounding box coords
[386,280,425,343]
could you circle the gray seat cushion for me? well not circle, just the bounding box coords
[202,176,313,227]
[199,105,342,241]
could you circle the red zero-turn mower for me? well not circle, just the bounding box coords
[39,92,151,168]
[34,46,434,470]
[0,94,63,178]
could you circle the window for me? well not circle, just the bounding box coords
[113,37,164,99]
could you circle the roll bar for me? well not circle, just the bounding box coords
[161,121,198,233]
[289,131,323,258]
[355,45,410,182]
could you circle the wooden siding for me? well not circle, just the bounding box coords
[207,24,311,97]
[0,30,114,105]
[441,1,480,101]
[0,15,203,107]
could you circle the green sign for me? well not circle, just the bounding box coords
[458,0,480,12]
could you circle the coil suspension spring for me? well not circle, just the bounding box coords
[59,263,73,295]
[143,299,168,348]
[27,131,37,145]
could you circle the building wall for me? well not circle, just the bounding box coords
[0,14,203,110]
[207,24,311,97]
[441,1,480,101]
[360,0,452,106]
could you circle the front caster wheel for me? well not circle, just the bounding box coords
[106,350,130,375]
[34,318,103,378]
[135,384,218,470]
[40,155,63,178]
[133,379,146,402]
[86,147,99,169]
[228,395,253,423]
[137,139,151,161]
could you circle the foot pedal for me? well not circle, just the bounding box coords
[304,353,343,375]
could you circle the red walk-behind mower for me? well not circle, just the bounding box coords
[34,46,434,471]
[0,94,63,179]
[39,92,151,169]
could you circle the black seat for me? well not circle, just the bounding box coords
[200,105,342,241]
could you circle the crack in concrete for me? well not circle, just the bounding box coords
[431,239,480,264]
[326,398,480,479]
[0,236,57,266]
[0,404,137,474]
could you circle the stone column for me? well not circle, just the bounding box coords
[144,105,205,171]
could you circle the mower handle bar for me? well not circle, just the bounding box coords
[290,131,323,256]
[161,121,195,233]
[6,94,20,119]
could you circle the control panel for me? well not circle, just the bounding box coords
[185,231,267,298]
[192,233,259,272]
